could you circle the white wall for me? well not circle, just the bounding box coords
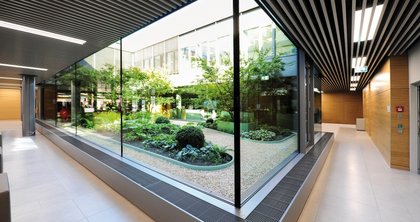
[408,40,420,173]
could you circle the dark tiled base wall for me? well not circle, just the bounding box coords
[246,133,333,222]
[36,120,333,222]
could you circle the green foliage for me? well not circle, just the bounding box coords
[279,128,292,136]
[155,116,170,124]
[259,124,282,135]
[123,121,180,143]
[199,118,217,129]
[175,126,205,148]
[125,111,152,121]
[192,55,233,114]
[175,145,200,161]
[123,131,138,142]
[94,112,120,133]
[200,143,230,164]
[192,49,287,117]
[241,49,287,98]
[217,113,232,122]
[206,118,214,124]
[175,143,231,164]
[241,129,276,141]
[144,134,177,151]
[79,116,95,129]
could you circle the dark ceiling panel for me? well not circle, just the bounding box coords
[257,0,419,92]
[0,0,195,83]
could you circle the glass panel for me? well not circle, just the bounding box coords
[239,2,299,201]
[40,79,57,126]
[314,68,322,134]
[74,44,122,154]
[56,65,76,134]
[121,0,235,202]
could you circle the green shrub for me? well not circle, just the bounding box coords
[218,113,232,122]
[175,126,205,148]
[259,125,281,135]
[94,112,121,133]
[206,118,214,124]
[126,111,151,121]
[280,128,292,136]
[144,134,177,151]
[158,123,181,134]
[241,129,276,141]
[155,116,170,124]
[175,143,231,164]
[201,118,217,129]
[123,131,138,142]
[175,145,200,161]
[200,143,230,164]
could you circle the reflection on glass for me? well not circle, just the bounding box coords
[40,79,57,126]
[314,70,322,134]
[56,65,76,134]
[240,5,299,200]
[73,46,122,154]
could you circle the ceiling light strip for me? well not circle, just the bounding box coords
[0,20,86,45]
[0,77,22,80]
[0,63,47,71]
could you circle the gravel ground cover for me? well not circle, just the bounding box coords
[71,125,297,201]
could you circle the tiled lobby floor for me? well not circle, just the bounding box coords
[0,121,154,222]
[299,124,420,222]
[2,120,419,222]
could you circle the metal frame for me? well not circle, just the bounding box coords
[232,0,241,208]
[120,38,124,157]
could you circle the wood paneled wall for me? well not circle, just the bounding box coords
[390,55,410,169]
[322,92,363,124]
[0,88,21,120]
[363,55,410,170]
[363,60,391,164]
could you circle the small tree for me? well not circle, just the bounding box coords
[192,54,234,117]
[193,49,286,120]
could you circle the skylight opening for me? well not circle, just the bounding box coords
[0,20,86,45]
[353,4,383,42]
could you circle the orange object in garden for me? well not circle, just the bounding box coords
[60,107,69,121]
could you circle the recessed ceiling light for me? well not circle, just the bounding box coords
[353,4,383,42]
[352,57,367,68]
[350,87,356,91]
[0,20,86,45]
[0,77,22,80]
[0,63,47,71]
[350,83,358,87]
[351,75,360,82]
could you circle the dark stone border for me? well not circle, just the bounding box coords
[36,120,333,222]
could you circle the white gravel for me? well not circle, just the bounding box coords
[73,126,298,202]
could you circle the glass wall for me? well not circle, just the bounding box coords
[55,65,76,134]
[239,2,299,200]
[37,0,300,205]
[314,68,322,134]
[74,44,122,154]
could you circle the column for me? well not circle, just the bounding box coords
[21,75,36,136]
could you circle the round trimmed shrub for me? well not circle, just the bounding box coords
[155,116,170,124]
[206,118,214,124]
[175,126,205,148]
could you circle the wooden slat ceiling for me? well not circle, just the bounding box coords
[257,0,419,92]
[0,0,195,82]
